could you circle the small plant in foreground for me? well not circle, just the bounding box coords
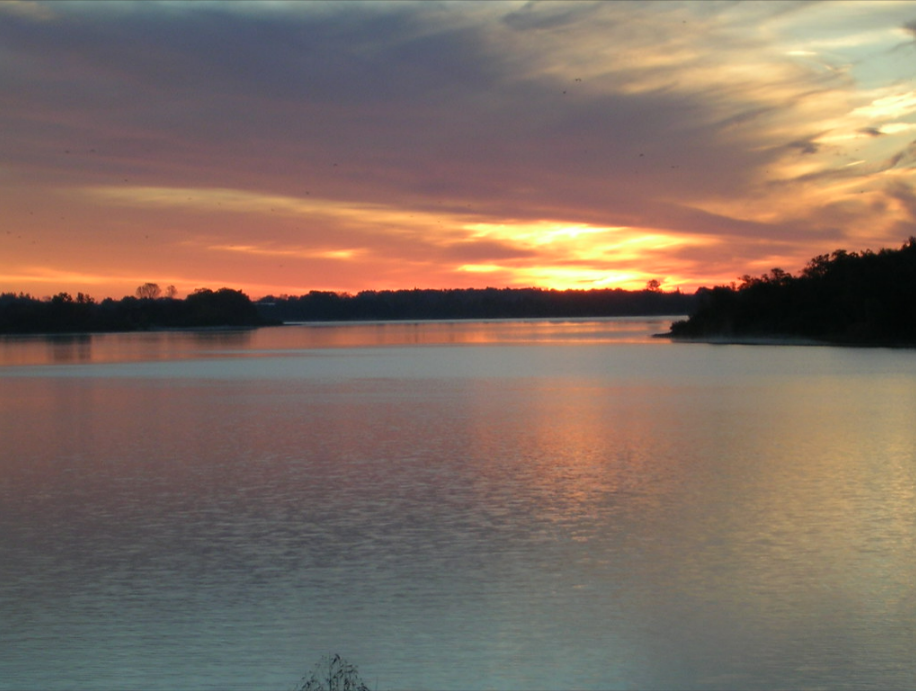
[294,653,371,691]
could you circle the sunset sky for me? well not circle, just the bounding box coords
[2,0,916,299]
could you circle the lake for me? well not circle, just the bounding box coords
[1,318,915,690]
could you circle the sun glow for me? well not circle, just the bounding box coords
[455,220,712,289]
[68,184,713,293]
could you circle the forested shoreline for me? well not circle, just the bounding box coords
[0,287,275,334]
[10,236,913,342]
[0,285,695,335]
[668,238,916,346]
[256,287,695,323]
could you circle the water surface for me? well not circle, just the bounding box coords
[2,319,914,690]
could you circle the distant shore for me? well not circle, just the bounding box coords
[0,288,275,336]
[1,287,696,336]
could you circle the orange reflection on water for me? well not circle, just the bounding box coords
[0,318,672,367]
[459,376,683,548]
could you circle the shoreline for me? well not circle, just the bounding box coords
[1,314,684,338]
[655,331,916,349]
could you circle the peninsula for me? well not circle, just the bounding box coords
[667,238,916,346]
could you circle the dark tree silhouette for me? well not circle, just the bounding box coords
[0,287,274,333]
[185,288,265,326]
[256,287,696,322]
[1,285,696,334]
[668,237,916,345]
[135,282,162,299]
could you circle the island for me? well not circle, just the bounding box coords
[667,237,916,346]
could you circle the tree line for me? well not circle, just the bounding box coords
[254,286,696,322]
[0,284,696,334]
[668,238,916,345]
[0,287,272,334]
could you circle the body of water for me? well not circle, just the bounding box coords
[1,318,914,690]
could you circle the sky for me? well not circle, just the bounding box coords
[2,0,916,299]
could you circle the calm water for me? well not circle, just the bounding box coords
[1,318,915,690]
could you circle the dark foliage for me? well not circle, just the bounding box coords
[256,287,696,322]
[0,288,273,334]
[184,288,267,327]
[669,238,916,345]
[294,654,371,691]
[1,285,695,335]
